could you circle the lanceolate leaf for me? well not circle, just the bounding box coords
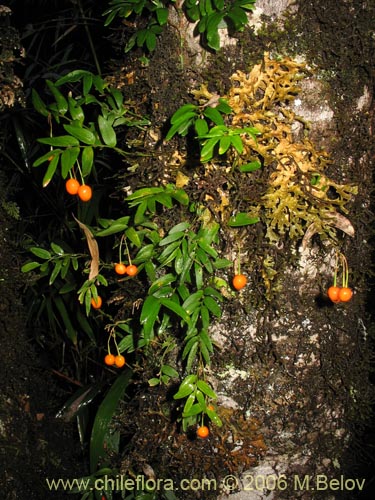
[64,124,96,145]
[90,369,132,473]
[98,115,117,147]
[42,155,59,187]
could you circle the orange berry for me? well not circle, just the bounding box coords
[114,354,126,368]
[197,425,209,439]
[327,286,341,303]
[65,178,80,195]
[104,354,115,366]
[91,296,102,309]
[48,155,54,161]
[126,264,138,276]
[339,287,353,302]
[232,274,247,290]
[78,184,92,202]
[207,404,215,412]
[115,263,127,275]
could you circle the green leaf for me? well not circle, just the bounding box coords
[182,291,203,314]
[159,231,185,246]
[195,118,209,137]
[156,7,169,24]
[203,106,225,125]
[49,260,62,285]
[207,408,223,427]
[166,115,196,140]
[38,136,79,147]
[203,295,221,317]
[81,146,94,177]
[134,244,155,263]
[31,89,49,116]
[64,124,96,145]
[54,296,77,345]
[30,247,51,259]
[170,104,198,125]
[83,73,93,95]
[161,364,179,378]
[182,403,203,416]
[216,98,232,114]
[98,115,117,147]
[42,154,59,187]
[149,273,176,294]
[219,135,231,155]
[46,80,68,114]
[68,96,84,123]
[32,150,62,167]
[90,369,132,473]
[159,298,190,323]
[228,213,260,226]
[145,31,157,51]
[174,383,195,400]
[186,340,198,373]
[230,134,244,154]
[95,217,130,236]
[197,380,217,399]
[200,137,220,162]
[61,147,80,178]
[239,160,261,172]
[213,257,232,269]
[55,70,91,86]
[171,188,189,206]
[125,226,142,248]
[140,296,161,340]
[183,393,196,415]
[21,261,40,273]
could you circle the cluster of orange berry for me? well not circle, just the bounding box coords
[65,178,92,202]
[327,252,353,303]
[114,262,138,276]
[104,353,126,368]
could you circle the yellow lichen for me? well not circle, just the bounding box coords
[225,53,357,245]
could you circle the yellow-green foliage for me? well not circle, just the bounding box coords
[227,53,357,244]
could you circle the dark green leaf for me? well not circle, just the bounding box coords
[61,147,80,178]
[31,89,49,116]
[186,340,198,372]
[90,369,132,473]
[64,124,96,145]
[81,146,94,177]
[54,296,77,345]
[42,154,59,187]
[98,115,117,147]
[159,298,190,323]
[203,295,221,317]
[38,136,79,147]
[156,7,169,25]
[46,80,68,114]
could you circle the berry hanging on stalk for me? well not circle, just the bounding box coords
[114,234,138,277]
[232,246,247,291]
[104,325,126,369]
[327,252,353,303]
